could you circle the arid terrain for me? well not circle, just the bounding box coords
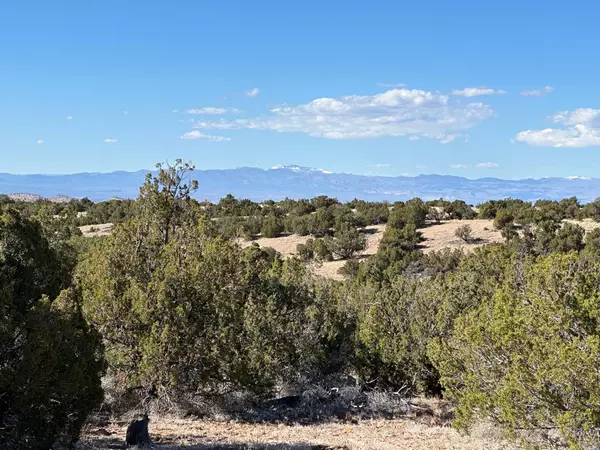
[238,220,503,280]
[81,219,600,281]
[77,417,516,450]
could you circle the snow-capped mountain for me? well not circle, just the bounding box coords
[0,166,599,203]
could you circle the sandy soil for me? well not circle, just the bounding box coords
[241,221,502,280]
[418,220,502,254]
[563,218,600,233]
[79,223,114,237]
[77,418,516,450]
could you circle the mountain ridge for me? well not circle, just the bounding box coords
[0,166,598,204]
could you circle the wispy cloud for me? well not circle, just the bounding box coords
[180,131,231,141]
[376,82,406,88]
[36,139,44,145]
[440,134,458,144]
[476,162,499,168]
[186,107,227,115]
[415,165,427,169]
[65,115,73,120]
[246,88,260,97]
[451,87,506,97]
[450,164,469,169]
[190,87,494,142]
[103,138,117,143]
[368,163,391,168]
[516,108,600,147]
[520,86,555,97]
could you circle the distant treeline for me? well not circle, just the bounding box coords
[3,163,600,449]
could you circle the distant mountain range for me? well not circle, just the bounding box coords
[1,165,599,204]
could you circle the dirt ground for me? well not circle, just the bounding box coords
[418,220,502,254]
[77,418,516,450]
[79,223,114,237]
[241,221,501,280]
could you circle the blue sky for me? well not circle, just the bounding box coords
[1,0,600,179]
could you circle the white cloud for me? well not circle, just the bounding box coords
[369,163,391,168]
[180,131,231,141]
[451,87,506,97]
[516,126,600,148]
[103,138,117,143]
[551,108,600,127]
[377,82,406,88]
[186,107,227,115]
[191,87,495,140]
[521,86,555,97]
[408,135,421,141]
[415,164,427,169]
[246,88,260,97]
[476,162,499,168]
[65,116,73,120]
[36,139,44,144]
[516,108,600,148]
[440,134,458,144]
[450,164,469,169]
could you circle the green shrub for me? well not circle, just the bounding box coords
[296,238,316,261]
[430,253,600,449]
[261,215,283,238]
[0,208,105,449]
[454,224,473,242]
[307,208,334,237]
[329,224,367,260]
[355,277,440,394]
[314,238,334,261]
[493,210,514,230]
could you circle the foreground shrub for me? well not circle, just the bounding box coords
[79,162,344,408]
[430,253,600,449]
[0,209,105,449]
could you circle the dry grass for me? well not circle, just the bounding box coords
[77,417,517,450]
[418,220,502,254]
[564,218,600,233]
[79,223,114,237]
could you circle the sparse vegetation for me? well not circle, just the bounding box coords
[454,224,473,242]
[8,161,600,449]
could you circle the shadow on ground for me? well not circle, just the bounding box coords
[78,436,347,450]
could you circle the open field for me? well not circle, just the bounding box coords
[77,418,516,450]
[240,220,502,280]
[79,222,114,237]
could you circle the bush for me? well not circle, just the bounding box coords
[261,215,283,238]
[551,222,585,253]
[290,215,310,236]
[493,210,514,230]
[79,163,343,409]
[430,253,600,449]
[307,208,334,237]
[0,208,105,449]
[454,224,473,242]
[296,238,315,261]
[329,224,367,260]
[314,238,334,261]
[355,277,440,394]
